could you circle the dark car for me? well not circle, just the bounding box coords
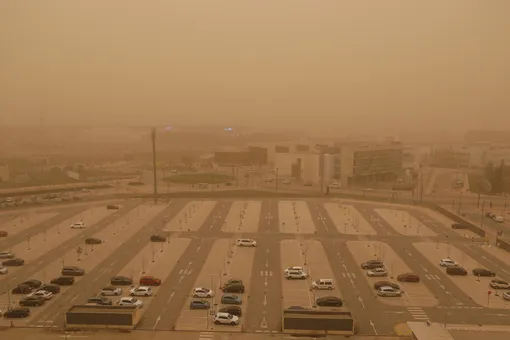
[50,276,75,286]
[316,296,343,307]
[0,231,8,237]
[62,266,85,276]
[451,223,469,230]
[87,296,113,305]
[472,268,496,277]
[397,273,420,282]
[374,281,401,291]
[12,284,33,295]
[446,266,467,276]
[221,294,242,305]
[361,260,384,270]
[110,276,133,286]
[218,306,242,316]
[140,276,161,286]
[21,279,42,289]
[224,279,243,286]
[2,307,30,318]
[19,296,45,307]
[85,237,102,245]
[150,235,167,242]
[2,258,24,266]
[190,300,210,309]
[222,282,245,293]
[39,284,60,294]
[107,205,120,210]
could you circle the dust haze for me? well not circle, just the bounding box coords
[1,0,510,137]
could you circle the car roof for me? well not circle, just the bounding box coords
[379,286,397,290]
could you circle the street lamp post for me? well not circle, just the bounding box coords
[481,201,486,229]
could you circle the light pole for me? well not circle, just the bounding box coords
[481,201,486,229]
[151,243,156,262]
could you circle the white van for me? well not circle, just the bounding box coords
[311,279,334,290]
[236,239,257,247]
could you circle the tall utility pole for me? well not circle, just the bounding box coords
[151,128,158,204]
[477,183,481,208]
[419,172,424,203]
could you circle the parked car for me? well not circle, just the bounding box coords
[284,266,304,275]
[213,312,239,325]
[118,297,143,307]
[486,212,496,219]
[19,296,45,307]
[11,284,33,295]
[285,270,308,280]
[440,258,458,267]
[70,222,85,229]
[85,237,102,245]
[190,300,210,309]
[130,286,153,297]
[222,282,245,293]
[0,251,15,259]
[312,279,334,290]
[377,286,403,297]
[472,268,496,277]
[446,266,468,276]
[39,284,60,294]
[221,294,242,305]
[2,307,30,318]
[316,296,343,307]
[62,266,85,276]
[218,306,242,316]
[373,281,401,291]
[224,279,243,286]
[2,258,24,266]
[503,291,510,301]
[50,276,75,286]
[0,231,8,237]
[451,223,469,229]
[493,216,504,223]
[193,287,214,298]
[87,296,113,305]
[236,238,257,247]
[28,290,53,300]
[110,276,133,286]
[367,268,388,277]
[361,260,384,270]
[397,273,420,282]
[100,286,123,296]
[490,279,510,289]
[150,235,166,242]
[107,205,120,210]
[139,276,161,286]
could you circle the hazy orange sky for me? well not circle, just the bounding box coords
[1,1,509,136]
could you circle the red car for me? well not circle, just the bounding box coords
[139,276,161,286]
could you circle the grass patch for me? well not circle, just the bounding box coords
[163,173,235,184]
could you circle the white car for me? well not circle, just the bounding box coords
[285,270,308,280]
[118,297,143,307]
[100,286,123,296]
[329,183,341,189]
[28,290,53,300]
[0,266,8,275]
[130,286,153,297]
[440,258,457,267]
[193,287,214,298]
[490,279,510,289]
[236,239,257,247]
[503,291,510,301]
[367,268,388,277]
[377,286,402,297]
[284,266,304,275]
[213,312,240,325]
[71,222,85,229]
[0,252,15,259]
[493,216,504,223]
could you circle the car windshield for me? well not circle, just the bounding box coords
[227,314,233,319]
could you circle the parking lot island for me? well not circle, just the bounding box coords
[163,201,216,232]
[0,212,57,237]
[346,240,438,307]
[414,242,510,309]
[278,201,315,234]
[222,201,261,233]
[280,239,314,308]
[375,209,437,236]
[324,203,377,235]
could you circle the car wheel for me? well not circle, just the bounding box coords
[214,321,220,325]
[231,322,236,325]
[145,294,150,296]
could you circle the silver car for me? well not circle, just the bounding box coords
[367,268,388,277]
[377,286,402,297]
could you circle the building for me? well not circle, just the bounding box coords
[0,164,9,182]
[336,142,403,186]
[406,321,454,339]
[214,146,268,166]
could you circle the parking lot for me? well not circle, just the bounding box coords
[2,198,510,336]
[375,208,437,236]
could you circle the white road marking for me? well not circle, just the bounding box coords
[260,316,268,328]
[358,296,365,308]
[167,291,175,303]
[152,316,161,330]
[370,320,378,335]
